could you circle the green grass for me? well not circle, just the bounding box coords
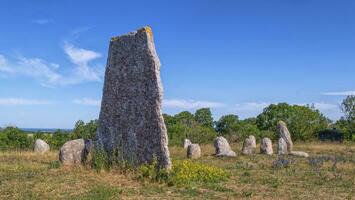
[0,142,354,199]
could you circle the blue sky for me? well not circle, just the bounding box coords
[0,0,354,128]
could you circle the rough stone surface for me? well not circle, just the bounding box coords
[277,121,293,153]
[278,138,288,155]
[214,136,236,157]
[183,139,192,149]
[242,135,257,155]
[260,137,273,155]
[59,139,91,166]
[187,144,201,159]
[33,139,50,153]
[95,27,171,169]
[290,151,309,158]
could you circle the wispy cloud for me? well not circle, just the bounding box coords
[73,98,101,106]
[70,26,94,36]
[234,102,270,111]
[163,99,225,109]
[0,54,14,73]
[0,43,103,87]
[322,91,355,96]
[312,102,338,110]
[0,98,57,106]
[63,42,102,82]
[32,19,54,25]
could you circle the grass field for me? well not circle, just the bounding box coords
[0,142,354,199]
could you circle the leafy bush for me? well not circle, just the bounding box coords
[164,112,217,146]
[49,130,71,149]
[71,120,98,140]
[0,127,32,150]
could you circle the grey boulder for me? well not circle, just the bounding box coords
[290,151,309,158]
[59,139,91,166]
[214,136,236,157]
[187,144,201,159]
[278,138,288,155]
[260,137,273,155]
[242,135,256,155]
[33,139,50,153]
[183,139,192,149]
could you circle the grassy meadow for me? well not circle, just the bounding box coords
[0,142,354,199]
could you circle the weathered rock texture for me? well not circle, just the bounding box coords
[187,144,201,159]
[277,121,293,153]
[278,138,288,155]
[95,27,171,169]
[260,137,273,155]
[214,136,236,157]
[33,139,50,153]
[290,151,309,158]
[59,139,91,166]
[183,139,192,149]
[242,135,256,155]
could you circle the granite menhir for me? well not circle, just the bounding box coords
[95,26,171,169]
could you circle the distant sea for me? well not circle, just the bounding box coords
[21,128,72,133]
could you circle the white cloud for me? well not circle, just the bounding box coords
[0,54,14,73]
[163,99,225,109]
[73,98,101,106]
[322,91,355,96]
[0,43,103,87]
[312,102,338,110]
[17,57,62,85]
[234,102,270,111]
[32,19,54,25]
[64,42,102,82]
[0,98,56,106]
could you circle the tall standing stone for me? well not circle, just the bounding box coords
[278,138,288,155]
[241,135,256,155]
[95,27,171,169]
[214,136,236,157]
[277,121,293,153]
[260,137,273,155]
[187,144,201,159]
[183,139,192,149]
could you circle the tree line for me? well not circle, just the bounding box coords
[0,96,354,150]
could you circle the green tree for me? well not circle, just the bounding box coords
[256,103,329,141]
[340,95,355,140]
[194,108,214,128]
[215,114,239,136]
[164,111,217,145]
[71,120,98,140]
[50,129,71,149]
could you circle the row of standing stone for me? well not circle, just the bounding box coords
[185,121,309,159]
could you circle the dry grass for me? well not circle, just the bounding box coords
[0,142,354,199]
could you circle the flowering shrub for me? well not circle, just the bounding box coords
[139,159,229,185]
[171,160,229,185]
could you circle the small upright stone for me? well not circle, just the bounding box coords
[33,139,50,153]
[59,139,91,166]
[183,139,192,149]
[242,135,256,155]
[214,136,236,157]
[249,135,256,149]
[277,121,293,153]
[187,144,201,159]
[260,137,273,155]
[94,26,171,169]
[278,138,288,155]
